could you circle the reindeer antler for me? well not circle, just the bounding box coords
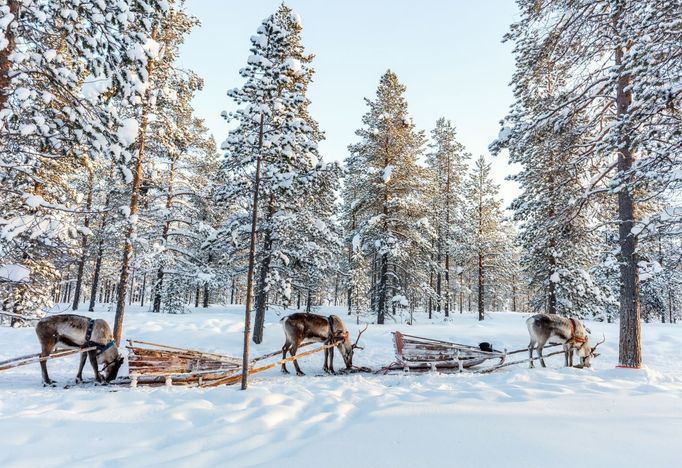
[592,333,606,351]
[352,324,369,350]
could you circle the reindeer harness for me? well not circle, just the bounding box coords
[326,316,349,344]
[84,319,116,355]
[567,318,588,345]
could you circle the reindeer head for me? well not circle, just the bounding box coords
[578,334,605,368]
[99,344,124,383]
[335,323,368,369]
[104,353,124,382]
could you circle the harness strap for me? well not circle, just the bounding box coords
[85,319,95,342]
[568,318,587,345]
[83,319,116,355]
[326,316,349,344]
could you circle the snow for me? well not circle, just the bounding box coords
[81,75,112,101]
[284,57,302,75]
[550,271,561,283]
[382,165,394,183]
[117,118,139,147]
[1,306,681,467]
[0,264,30,283]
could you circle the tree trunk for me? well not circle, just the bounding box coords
[140,273,147,308]
[615,33,641,368]
[428,269,433,319]
[72,171,94,310]
[253,195,275,344]
[0,0,18,111]
[459,272,463,314]
[376,253,388,324]
[203,282,209,308]
[113,26,157,345]
[512,274,517,312]
[478,250,484,321]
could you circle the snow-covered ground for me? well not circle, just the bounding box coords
[1,305,681,467]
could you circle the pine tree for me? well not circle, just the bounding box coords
[426,118,470,316]
[492,74,609,318]
[463,156,506,321]
[113,1,197,341]
[346,71,432,324]
[220,5,338,346]
[499,0,682,367]
[0,0,165,321]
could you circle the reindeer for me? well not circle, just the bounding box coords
[35,314,124,386]
[281,312,366,376]
[526,313,605,368]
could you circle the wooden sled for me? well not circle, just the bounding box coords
[126,340,244,387]
[126,339,344,388]
[387,332,507,373]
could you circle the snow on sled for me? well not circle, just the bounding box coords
[386,332,507,373]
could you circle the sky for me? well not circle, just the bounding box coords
[179,0,521,206]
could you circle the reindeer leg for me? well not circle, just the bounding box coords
[76,352,87,383]
[537,339,547,368]
[281,341,291,374]
[528,340,536,369]
[323,348,330,374]
[328,346,335,375]
[290,343,305,376]
[88,350,103,383]
[40,338,57,386]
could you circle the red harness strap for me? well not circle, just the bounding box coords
[569,318,587,344]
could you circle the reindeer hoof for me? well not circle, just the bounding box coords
[296,371,305,376]
[43,380,56,387]
[75,377,83,384]
[281,368,290,374]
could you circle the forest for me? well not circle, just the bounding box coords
[1,0,681,373]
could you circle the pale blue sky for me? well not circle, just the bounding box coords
[179,0,520,204]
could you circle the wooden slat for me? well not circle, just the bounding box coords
[0,347,97,373]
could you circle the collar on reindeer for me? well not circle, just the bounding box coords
[83,319,116,355]
[568,318,587,345]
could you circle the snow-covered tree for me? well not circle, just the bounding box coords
[462,156,508,320]
[425,118,470,316]
[497,0,682,367]
[492,75,610,318]
[111,1,198,338]
[0,0,165,322]
[219,5,340,348]
[345,70,432,324]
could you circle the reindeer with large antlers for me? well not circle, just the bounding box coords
[281,313,367,376]
[527,313,605,368]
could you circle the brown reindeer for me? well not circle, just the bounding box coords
[526,313,605,368]
[281,312,366,376]
[35,314,124,386]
